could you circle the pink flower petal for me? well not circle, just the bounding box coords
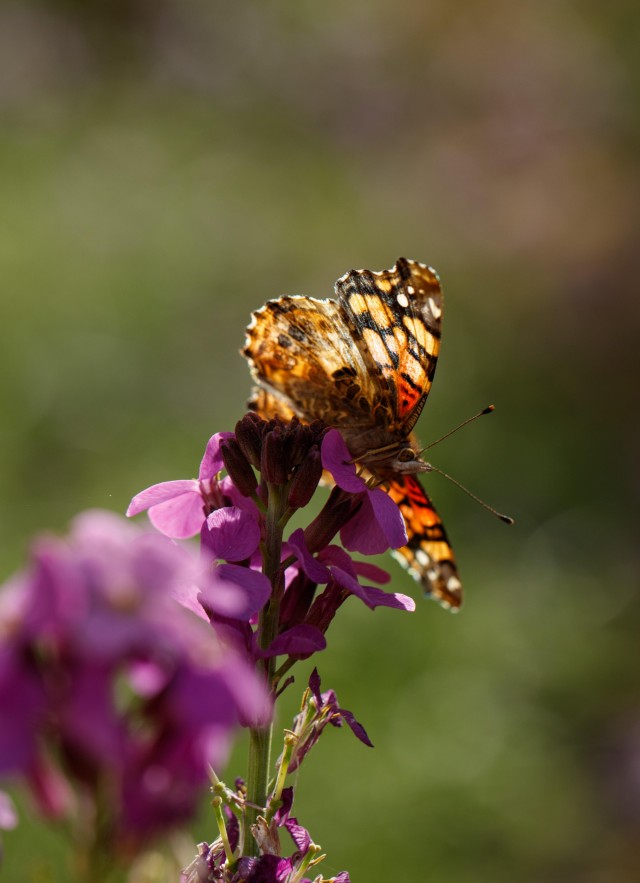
[126,480,198,517]
[199,432,235,479]
[367,488,408,549]
[170,580,209,621]
[200,564,271,621]
[340,490,406,554]
[259,624,326,658]
[352,561,391,584]
[203,508,261,562]
[287,529,331,584]
[148,491,206,538]
[217,658,272,728]
[320,430,366,493]
[330,566,415,611]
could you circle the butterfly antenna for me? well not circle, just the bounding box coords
[425,462,514,525]
[421,405,495,452]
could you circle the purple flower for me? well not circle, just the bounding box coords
[0,511,270,848]
[288,528,415,624]
[126,432,250,538]
[318,545,415,613]
[201,507,261,563]
[197,507,272,621]
[321,430,407,554]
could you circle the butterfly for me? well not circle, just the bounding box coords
[241,257,462,609]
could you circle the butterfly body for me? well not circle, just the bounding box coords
[242,258,462,609]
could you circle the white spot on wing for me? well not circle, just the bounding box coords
[397,292,409,308]
[428,297,442,319]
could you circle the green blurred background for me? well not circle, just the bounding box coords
[1,1,639,881]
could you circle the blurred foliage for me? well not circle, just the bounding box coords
[1,1,639,881]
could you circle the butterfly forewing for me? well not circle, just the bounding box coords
[336,258,443,433]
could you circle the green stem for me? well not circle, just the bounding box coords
[213,796,235,865]
[245,481,288,854]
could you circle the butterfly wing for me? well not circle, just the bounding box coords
[336,257,443,435]
[386,474,461,609]
[247,387,298,421]
[243,295,381,427]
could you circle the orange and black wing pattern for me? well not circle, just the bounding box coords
[386,474,462,609]
[336,258,443,435]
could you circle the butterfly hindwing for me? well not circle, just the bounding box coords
[243,296,381,429]
[386,474,462,609]
[247,387,297,422]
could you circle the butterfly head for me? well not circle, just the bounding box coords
[358,441,433,478]
[385,446,433,475]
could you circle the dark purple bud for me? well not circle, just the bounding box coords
[287,421,313,468]
[309,420,329,445]
[221,440,258,498]
[260,427,288,484]
[278,419,300,472]
[279,570,317,631]
[287,447,323,509]
[235,413,265,469]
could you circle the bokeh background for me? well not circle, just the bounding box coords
[1,1,639,881]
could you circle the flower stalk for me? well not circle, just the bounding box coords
[246,479,289,851]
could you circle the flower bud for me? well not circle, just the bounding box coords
[220,439,258,498]
[287,447,323,509]
[286,419,312,468]
[260,427,288,484]
[234,414,265,469]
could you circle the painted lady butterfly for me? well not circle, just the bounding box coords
[242,257,462,609]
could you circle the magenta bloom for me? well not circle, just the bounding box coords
[197,507,271,621]
[320,430,407,554]
[126,432,256,538]
[289,529,415,614]
[0,511,270,848]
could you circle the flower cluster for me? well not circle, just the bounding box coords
[0,414,414,879]
[0,510,269,856]
[125,414,413,879]
[128,416,414,687]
